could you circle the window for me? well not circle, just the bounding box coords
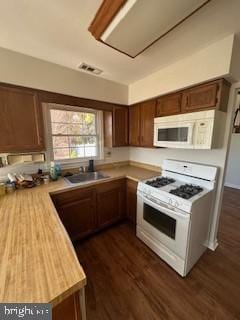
[46,104,103,162]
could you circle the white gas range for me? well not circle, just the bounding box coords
[137,159,218,277]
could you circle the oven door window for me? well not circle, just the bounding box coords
[143,203,176,239]
[158,127,188,142]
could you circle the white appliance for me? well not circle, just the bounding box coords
[137,159,218,277]
[154,109,226,149]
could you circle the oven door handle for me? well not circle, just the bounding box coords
[138,192,190,220]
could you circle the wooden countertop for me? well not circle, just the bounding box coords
[0,165,159,306]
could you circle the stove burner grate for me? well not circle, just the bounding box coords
[146,177,175,188]
[170,184,203,199]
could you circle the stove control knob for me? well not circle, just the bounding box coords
[168,199,173,205]
[175,201,179,207]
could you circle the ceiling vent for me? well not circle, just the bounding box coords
[78,63,103,75]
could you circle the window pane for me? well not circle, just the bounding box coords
[67,111,84,123]
[69,136,84,147]
[85,147,97,157]
[52,123,68,135]
[70,147,84,158]
[50,108,98,161]
[84,113,95,124]
[50,110,68,123]
[84,113,96,134]
[53,148,69,160]
[52,136,69,148]
[85,136,97,145]
[68,124,82,135]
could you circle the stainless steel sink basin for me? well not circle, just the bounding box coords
[64,172,109,185]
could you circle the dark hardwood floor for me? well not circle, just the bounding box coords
[75,187,240,320]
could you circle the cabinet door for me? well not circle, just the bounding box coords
[96,179,125,229]
[53,293,81,320]
[113,106,128,146]
[140,100,156,147]
[0,86,44,152]
[182,83,218,113]
[55,189,97,241]
[156,93,181,117]
[126,179,138,224]
[129,104,141,146]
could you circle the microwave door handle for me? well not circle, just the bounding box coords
[138,192,189,220]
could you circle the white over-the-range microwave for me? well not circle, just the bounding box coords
[154,109,226,149]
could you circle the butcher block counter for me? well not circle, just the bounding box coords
[0,164,159,317]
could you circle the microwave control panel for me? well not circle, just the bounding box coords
[194,119,213,148]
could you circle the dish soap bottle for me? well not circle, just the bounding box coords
[50,161,58,181]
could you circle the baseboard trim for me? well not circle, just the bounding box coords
[208,239,219,251]
[224,182,240,190]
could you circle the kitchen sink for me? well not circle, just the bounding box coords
[64,172,109,185]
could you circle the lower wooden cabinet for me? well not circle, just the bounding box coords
[126,179,138,224]
[52,179,126,241]
[53,188,97,242]
[53,293,81,320]
[96,179,125,229]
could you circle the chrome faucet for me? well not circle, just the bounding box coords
[79,165,88,173]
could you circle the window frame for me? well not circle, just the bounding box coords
[44,103,104,166]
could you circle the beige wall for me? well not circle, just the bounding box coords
[0,47,128,104]
[128,35,235,104]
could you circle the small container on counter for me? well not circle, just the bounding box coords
[0,183,6,196]
[6,182,15,193]
[42,175,50,184]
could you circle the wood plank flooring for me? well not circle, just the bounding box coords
[75,187,240,320]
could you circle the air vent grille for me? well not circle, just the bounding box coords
[78,63,103,75]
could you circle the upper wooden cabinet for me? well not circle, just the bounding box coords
[104,106,128,147]
[129,101,156,147]
[129,104,141,146]
[182,82,218,113]
[140,101,156,147]
[181,79,230,113]
[0,86,44,153]
[156,93,182,117]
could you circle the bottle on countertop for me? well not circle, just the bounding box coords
[55,164,62,177]
[88,160,95,172]
[50,161,58,181]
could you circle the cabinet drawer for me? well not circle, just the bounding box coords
[52,187,95,206]
[156,93,182,117]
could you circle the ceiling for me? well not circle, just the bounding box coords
[0,0,240,85]
[101,0,208,57]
